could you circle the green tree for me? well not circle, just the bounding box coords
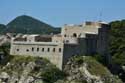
[109,20,125,66]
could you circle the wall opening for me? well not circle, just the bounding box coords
[73,33,77,37]
[26,49,29,52]
[42,48,44,52]
[48,48,50,52]
[59,48,61,52]
[32,47,34,51]
[53,48,55,52]
[17,49,19,51]
[37,48,39,51]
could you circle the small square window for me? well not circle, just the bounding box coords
[17,49,19,51]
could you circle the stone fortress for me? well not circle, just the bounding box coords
[10,21,109,69]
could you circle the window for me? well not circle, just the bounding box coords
[64,34,66,37]
[73,33,77,37]
[32,47,34,51]
[17,49,19,51]
[37,48,39,51]
[42,48,44,52]
[53,48,55,52]
[48,48,50,52]
[26,49,29,52]
[66,40,69,43]
[59,48,61,52]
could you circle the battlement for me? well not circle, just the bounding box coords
[64,21,108,28]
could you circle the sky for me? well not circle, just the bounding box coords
[0,0,125,27]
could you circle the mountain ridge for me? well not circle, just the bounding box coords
[1,15,60,34]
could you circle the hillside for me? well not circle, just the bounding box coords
[0,55,122,83]
[0,24,6,34]
[109,20,125,81]
[3,15,60,34]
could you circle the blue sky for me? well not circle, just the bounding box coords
[0,0,125,26]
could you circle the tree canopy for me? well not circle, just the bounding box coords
[109,20,125,65]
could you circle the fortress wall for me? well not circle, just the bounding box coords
[62,40,86,66]
[97,26,109,55]
[62,44,79,66]
[10,42,64,69]
[78,38,87,54]
[61,24,100,39]
[61,26,83,37]
[52,35,63,43]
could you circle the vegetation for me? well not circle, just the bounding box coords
[0,55,66,83]
[0,15,60,34]
[109,20,125,66]
[69,55,122,83]
[73,56,110,76]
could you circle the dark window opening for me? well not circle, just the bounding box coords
[66,40,69,43]
[32,47,34,51]
[59,48,61,52]
[48,48,50,52]
[42,48,44,52]
[17,49,19,51]
[26,49,29,52]
[64,34,66,37]
[53,48,55,52]
[73,33,77,37]
[37,48,39,51]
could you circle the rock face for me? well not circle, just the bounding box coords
[0,55,122,83]
[56,56,122,83]
[0,62,43,83]
[0,56,65,83]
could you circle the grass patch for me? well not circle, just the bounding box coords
[84,56,110,76]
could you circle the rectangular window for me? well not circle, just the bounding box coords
[59,48,61,52]
[42,48,44,52]
[26,49,29,52]
[32,47,34,51]
[37,48,39,51]
[48,48,50,52]
[53,48,55,52]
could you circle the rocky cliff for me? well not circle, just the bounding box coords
[0,55,122,83]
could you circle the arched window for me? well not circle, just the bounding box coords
[73,33,77,37]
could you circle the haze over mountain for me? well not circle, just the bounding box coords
[0,15,60,34]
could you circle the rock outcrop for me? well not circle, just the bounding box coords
[0,55,122,83]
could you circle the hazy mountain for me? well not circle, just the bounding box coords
[4,15,60,34]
